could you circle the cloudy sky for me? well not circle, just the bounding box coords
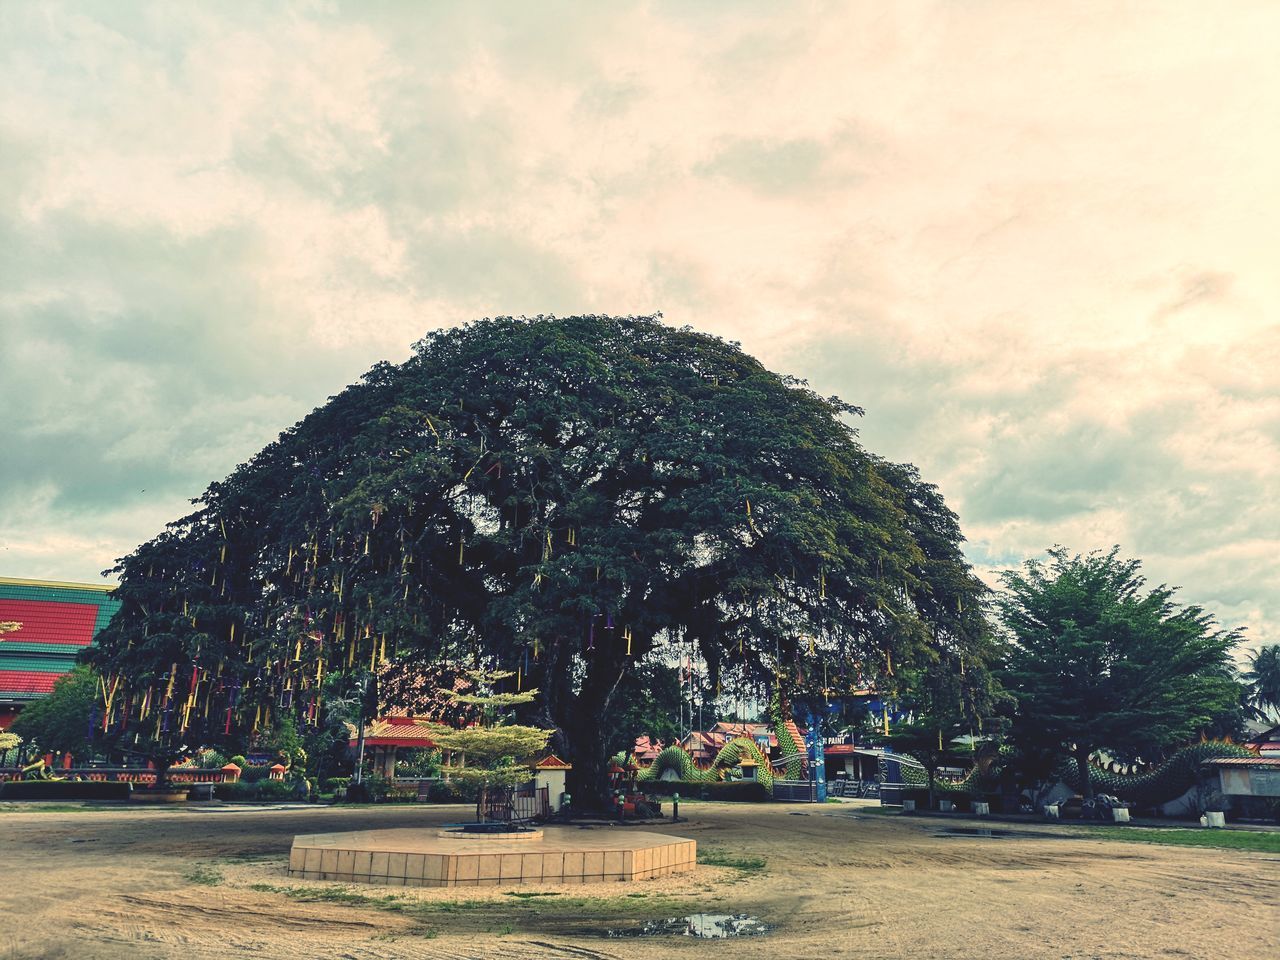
[2,1,1276,654]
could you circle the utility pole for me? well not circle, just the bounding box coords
[352,672,369,786]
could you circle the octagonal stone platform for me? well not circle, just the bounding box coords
[288,826,696,887]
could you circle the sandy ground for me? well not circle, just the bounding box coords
[1,800,1276,960]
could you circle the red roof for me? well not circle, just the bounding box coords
[0,579,121,705]
[0,599,98,647]
[534,754,572,769]
[0,671,59,695]
[347,717,437,748]
[633,736,664,759]
[681,731,723,753]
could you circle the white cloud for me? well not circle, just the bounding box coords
[1,0,1277,655]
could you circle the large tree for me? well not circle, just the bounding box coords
[1244,644,1280,721]
[86,315,991,805]
[997,546,1243,798]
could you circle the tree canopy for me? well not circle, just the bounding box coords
[10,665,98,760]
[86,315,992,802]
[1244,644,1280,721]
[996,546,1243,797]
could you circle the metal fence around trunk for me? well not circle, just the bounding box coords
[512,784,549,820]
[479,783,550,821]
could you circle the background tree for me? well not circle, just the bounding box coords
[10,666,99,763]
[997,547,1243,798]
[874,647,1006,808]
[601,660,683,759]
[880,717,965,809]
[426,668,551,821]
[1244,644,1280,721]
[86,315,992,806]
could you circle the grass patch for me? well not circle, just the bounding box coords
[244,880,702,931]
[1078,827,1280,853]
[258,884,406,907]
[697,849,767,873]
[0,803,97,813]
[184,864,224,886]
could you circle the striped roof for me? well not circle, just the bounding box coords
[534,754,572,770]
[0,577,120,704]
[346,716,439,747]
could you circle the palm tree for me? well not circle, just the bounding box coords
[1244,645,1280,721]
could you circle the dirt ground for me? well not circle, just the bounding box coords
[1,800,1276,960]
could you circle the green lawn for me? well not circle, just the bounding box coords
[1079,826,1280,853]
[0,802,99,813]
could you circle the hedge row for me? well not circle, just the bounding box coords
[0,780,132,801]
[213,779,304,801]
[643,779,771,802]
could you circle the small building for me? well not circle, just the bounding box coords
[1243,724,1280,757]
[633,735,664,764]
[532,754,572,811]
[0,577,121,732]
[346,716,438,778]
[679,730,723,770]
[1203,756,1280,800]
[823,735,887,783]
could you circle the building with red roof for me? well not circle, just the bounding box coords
[0,577,121,731]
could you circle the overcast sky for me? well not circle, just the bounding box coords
[2,1,1276,654]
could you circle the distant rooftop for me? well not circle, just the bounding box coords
[0,577,120,708]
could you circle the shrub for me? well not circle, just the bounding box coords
[322,777,351,793]
[395,748,443,778]
[213,781,259,801]
[421,779,481,803]
[0,780,132,801]
[229,755,247,768]
[363,773,390,800]
[256,779,297,801]
[644,779,770,802]
[426,780,461,803]
[387,782,420,802]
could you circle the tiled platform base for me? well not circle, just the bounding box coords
[289,827,696,887]
[436,827,543,841]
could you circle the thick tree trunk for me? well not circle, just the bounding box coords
[562,653,625,812]
[568,731,612,812]
[1075,744,1093,799]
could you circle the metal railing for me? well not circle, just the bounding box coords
[772,779,817,802]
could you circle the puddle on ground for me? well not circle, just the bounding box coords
[937,827,1070,840]
[606,914,772,939]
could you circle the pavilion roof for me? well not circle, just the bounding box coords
[346,717,438,747]
[534,754,572,770]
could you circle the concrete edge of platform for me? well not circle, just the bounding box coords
[287,831,696,886]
